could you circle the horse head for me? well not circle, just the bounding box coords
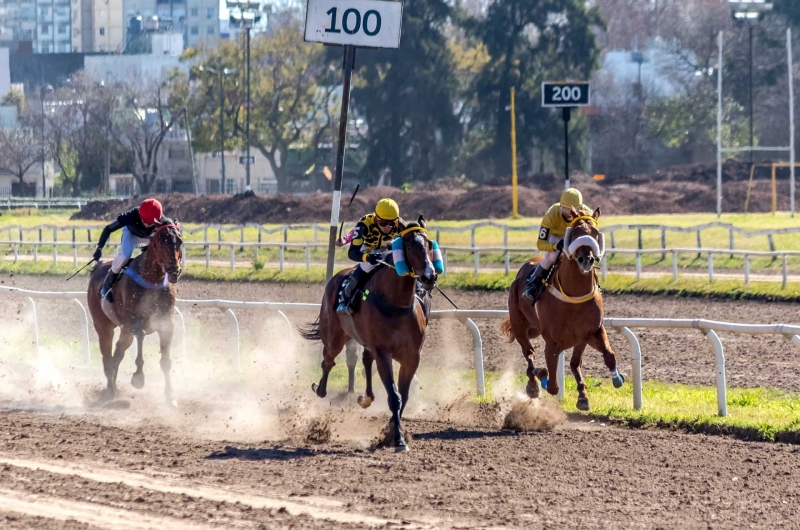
[562,207,604,275]
[152,222,183,284]
[398,215,438,291]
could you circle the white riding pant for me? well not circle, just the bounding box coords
[539,234,563,270]
[111,227,150,274]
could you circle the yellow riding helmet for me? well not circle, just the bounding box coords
[375,198,400,220]
[560,188,583,208]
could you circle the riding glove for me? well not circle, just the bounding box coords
[556,240,564,251]
[366,252,381,265]
[93,247,102,261]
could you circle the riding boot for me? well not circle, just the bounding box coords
[337,267,367,315]
[100,270,119,302]
[521,265,548,303]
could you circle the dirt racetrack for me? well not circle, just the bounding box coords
[1,275,800,528]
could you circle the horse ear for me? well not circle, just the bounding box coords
[418,215,426,229]
[592,207,600,221]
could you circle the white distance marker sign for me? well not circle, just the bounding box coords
[304,0,403,49]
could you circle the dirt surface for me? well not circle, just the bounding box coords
[2,274,800,527]
[71,168,790,223]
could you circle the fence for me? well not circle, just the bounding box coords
[3,238,800,286]
[1,197,128,210]
[3,285,800,416]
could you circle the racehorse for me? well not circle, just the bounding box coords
[87,223,183,406]
[502,207,624,411]
[299,216,439,452]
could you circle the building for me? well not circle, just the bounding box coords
[76,0,124,53]
[84,52,186,82]
[122,0,219,51]
[195,150,278,195]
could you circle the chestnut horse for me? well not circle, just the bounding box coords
[502,208,624,410]
[300,217,438,452]
[87,223,183,406]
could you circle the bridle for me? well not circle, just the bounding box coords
[151,224,183,278]
[561,216,605,262]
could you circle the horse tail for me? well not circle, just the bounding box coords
[499,317,514,343]
[297,317,321,341]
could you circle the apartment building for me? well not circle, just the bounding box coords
[123,0,219,51]
[75,0,124,52]
[0,0,71,53]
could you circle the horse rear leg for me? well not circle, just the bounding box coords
[570,342,590,411]
[108,331,134,399]
[375,347,407,452]
[131,334,145,390]
[345,340,360,394]
[158,323,176,407]
[509,305,544,398]
[357,348,375,409]
[587,326,625,388]
[312,342,344,398]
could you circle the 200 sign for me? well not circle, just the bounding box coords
[325,7,382,36]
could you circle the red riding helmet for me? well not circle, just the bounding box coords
[139,198,163,225]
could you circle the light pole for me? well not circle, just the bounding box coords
[729,0,774,164]
[198,65,237,194]
[228,1,262,193]
[39,84,53,198]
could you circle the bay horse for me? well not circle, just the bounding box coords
[86,223,183,406]
[300,216,439,452]
[502,207,624,411]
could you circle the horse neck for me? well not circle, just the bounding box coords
[372,267,417,307]
[137,245,166,284]
[558,256,594,294]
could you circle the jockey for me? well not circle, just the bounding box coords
[522,188,593,303]
[337,198,402,315]
[93,198,171,300]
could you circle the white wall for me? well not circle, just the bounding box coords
[84,53,187,84]
[0,48,9,98]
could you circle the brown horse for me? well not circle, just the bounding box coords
[300,217,438,452]
[502,208,623,411]
[87,223,183,406]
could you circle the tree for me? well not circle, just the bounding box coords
[174,17,331,192]
[0,128,41,194]
[115,82,179,193]
[351,0,462,185]
[464,0,605,178]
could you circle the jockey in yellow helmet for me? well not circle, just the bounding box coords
[522,188,593,303]
[337,198,402,315]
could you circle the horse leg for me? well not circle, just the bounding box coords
[96,324,115,401]
[110,331,134,399]
[358,348,375,409]
[375,348,407,452]
[510,311,542,399]
[587,326,625,388]
[158,323,176,407]
[570,342,590,411]
[397,354,420,419]
[345,340,360,394]
[312,345,338,398]
[543,342,563,397]
[131,334,145,390]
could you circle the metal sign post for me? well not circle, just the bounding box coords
[304,0,403,280]
[542,81,590,191]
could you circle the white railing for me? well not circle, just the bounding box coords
[3,239,800,285]
[2,285,800,415]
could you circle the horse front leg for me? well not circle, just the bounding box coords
[587,326,625,388]
[131,334,145,390]
[96,324,115,402]
[158,323,177,407]
[570,342,590,411]
[109,331,134,399]
[397,353,420,419]
[358,348,375,409]
[543,341,562,397]
[375,347,407,452]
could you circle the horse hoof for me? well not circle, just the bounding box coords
[357,395,373,409]
[312,383,326,398]
[540,378,549,391]
[576,397,590,411]
[395,443,409,453]
[166,399,178,409]
[131,373,145,389]
[612,374,625,389]
[525,381,540,399]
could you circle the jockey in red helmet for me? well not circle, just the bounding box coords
[93,198,172,300]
